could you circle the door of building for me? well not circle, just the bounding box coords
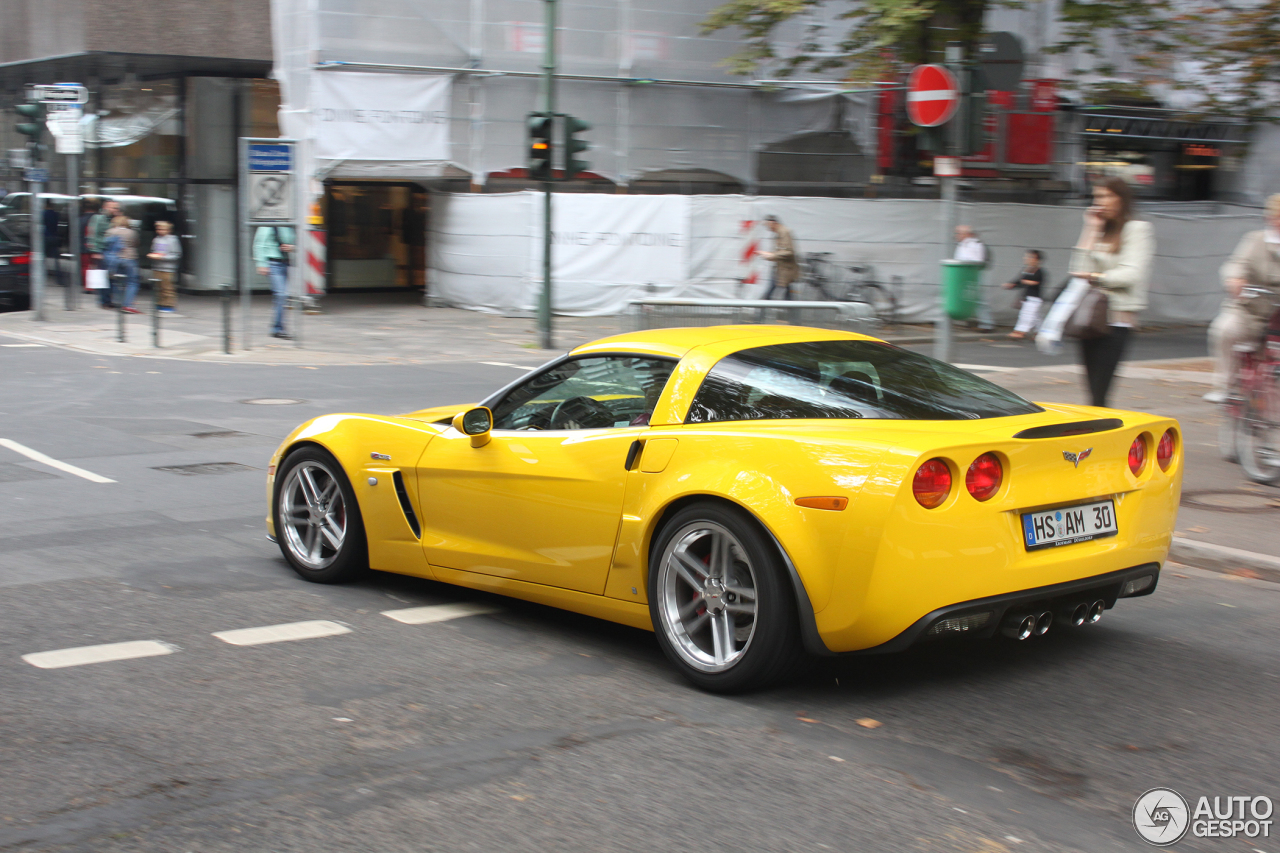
[324,182,426,290]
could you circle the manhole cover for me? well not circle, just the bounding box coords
[153,462,257,476]
[239,398,307,406]
[1180,489,1280,513]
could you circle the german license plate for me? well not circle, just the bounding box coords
[1021,499,1118,551]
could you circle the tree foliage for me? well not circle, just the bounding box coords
[703,0,1280,116]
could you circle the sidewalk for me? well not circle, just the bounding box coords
[0,288,987,365]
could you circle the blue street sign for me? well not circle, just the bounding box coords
[248,143,293,172]
[24,168,49,183]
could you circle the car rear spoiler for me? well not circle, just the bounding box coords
[1013,418,1124,440]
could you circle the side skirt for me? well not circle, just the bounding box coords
[427,564,655,632]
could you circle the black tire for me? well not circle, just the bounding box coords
[648,501,806,692]
[272,445,369,583]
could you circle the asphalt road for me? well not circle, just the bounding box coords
[1,344,1277,853]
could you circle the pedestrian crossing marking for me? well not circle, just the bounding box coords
[23,640,177,669]
[212,619,351,646]
[381,602,500,625]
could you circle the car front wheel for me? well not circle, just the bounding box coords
[273,446,368,583]
[649,502,805,692]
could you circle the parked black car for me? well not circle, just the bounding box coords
[0,221,31,311]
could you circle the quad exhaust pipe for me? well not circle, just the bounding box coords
[1003,600,1105,640]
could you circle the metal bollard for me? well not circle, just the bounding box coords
[151,275,160,348]
[221,282,233,354]
[114,274,126,343]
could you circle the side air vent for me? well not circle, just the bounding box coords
[1014,418,1124,440]
[391,470,421,538]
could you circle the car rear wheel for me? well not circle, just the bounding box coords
[649,502,805,692]
[273,446,368,583]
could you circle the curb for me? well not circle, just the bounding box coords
[1169,536,1280,584]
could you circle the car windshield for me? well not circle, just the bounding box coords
[686,339,1042,422]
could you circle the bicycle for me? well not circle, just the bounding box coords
[799,253,900,328]
[1224,286,1280,484]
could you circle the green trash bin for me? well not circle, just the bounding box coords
[940,259,983,321]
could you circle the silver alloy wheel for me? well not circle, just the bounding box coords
[656,520,759,673]
[279,460,348,570]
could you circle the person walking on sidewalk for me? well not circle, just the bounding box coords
[43,205,65,288]
[1070,177,1154,408]
[759,215,799,300]
[86,199,119,304]
[254,225,295,339]
[1004,249,1045,340]
[953,226,995,331]
[147,220,182,314]
[1204,194,1280,404]
[104,215,141,313]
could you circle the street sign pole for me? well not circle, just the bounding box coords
[538,0,558,351]
[239,137,299,351]
[30,175,45,321]
[935,43,964,364]
[67,150,80,310]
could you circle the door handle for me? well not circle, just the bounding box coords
[624,439,643,470]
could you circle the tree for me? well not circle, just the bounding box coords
[702,0,999,82]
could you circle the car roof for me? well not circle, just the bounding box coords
[569,325,876,360]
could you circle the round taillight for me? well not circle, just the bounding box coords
[1157,429,1175,471]
[913,458,952,509]
[965,452,1003,501]
[1128,435,1147,475]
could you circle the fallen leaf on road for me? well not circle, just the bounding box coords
[797,716,820,724]
[1174,573,1188,578]
[1187,526,1210,533]
[856,718,883,729]
[511,795,528,801]
[1228,568,1262,580]
[828,755,845,762]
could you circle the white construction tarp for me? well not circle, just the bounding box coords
[430,192,1254,323]
[313,72,452,162]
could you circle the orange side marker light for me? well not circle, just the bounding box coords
[795,496,848,511]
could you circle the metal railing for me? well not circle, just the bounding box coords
[628,297,874,333]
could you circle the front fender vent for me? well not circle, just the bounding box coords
[391,470,421,538]
[1014,418,1124,440]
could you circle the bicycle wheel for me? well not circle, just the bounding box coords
[850,283,898,327]
[1236,374,1280,485]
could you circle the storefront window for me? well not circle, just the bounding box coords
[326,183,426,290]
[95,80,182,182]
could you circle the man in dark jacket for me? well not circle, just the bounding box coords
[42,206,64,287]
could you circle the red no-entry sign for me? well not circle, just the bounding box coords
[907,64,960,127]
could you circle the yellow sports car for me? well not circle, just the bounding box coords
[266,326,1182,691]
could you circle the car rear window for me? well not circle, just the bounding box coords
[685,340,1042,422]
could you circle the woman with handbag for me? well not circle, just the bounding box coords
[1069,177,1155,407]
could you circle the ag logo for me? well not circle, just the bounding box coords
[1133,787,1190,846]
[1062,448,1092,468]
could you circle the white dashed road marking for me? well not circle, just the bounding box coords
[213,620,351,646]
[382,602,501,625]
[23,640,177,669]
[479,362,534,370]
[0,438,116,483]
[953,363,1017,373]
[1,343,45,348]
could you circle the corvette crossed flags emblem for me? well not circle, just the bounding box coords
[1062,448,1093,468]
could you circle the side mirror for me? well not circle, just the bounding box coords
[452,406,493,447]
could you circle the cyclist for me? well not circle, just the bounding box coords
[1206,194,1280,403]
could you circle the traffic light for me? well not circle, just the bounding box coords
[528,112,553,181]
[562,115,591,180]
[14,102,45,143]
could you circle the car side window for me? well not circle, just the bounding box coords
[490,356,677,430]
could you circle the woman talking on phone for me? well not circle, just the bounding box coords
[1070,177,1155,407]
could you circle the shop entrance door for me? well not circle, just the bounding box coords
[325,183,426,290]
